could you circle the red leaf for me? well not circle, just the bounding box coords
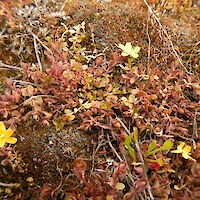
[149,162,160,171]
[72,158,87,183]
[134,178,147,194]
[134,166,144,176]
[95,55,104,66]
[130,77,136,84]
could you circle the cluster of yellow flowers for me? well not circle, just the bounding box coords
[0,121,17,148]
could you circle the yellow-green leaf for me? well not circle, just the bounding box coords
[146,140,157,156]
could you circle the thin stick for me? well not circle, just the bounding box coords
[27,28,53,55]
[33,34,43,71]
[193,109,198,138]
[25,94,59,100]
[142,0,191,74]
[12,80,36,86]
[116,116,154,200]
[91,139,107,173]
[51,154,63,199]
[146,10,151,69]
[0,63,23,72]
[60,0,68,12]
[107,134,123,162]
[0,182,20,188]
[115,117,131,134]
[34,0,39,7]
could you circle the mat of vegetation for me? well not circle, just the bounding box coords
[0,0,200,199]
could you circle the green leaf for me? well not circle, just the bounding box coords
[146,140,173,156]
[124,134,133,147]
[147,157,164,167]
[45,36,51,41]
[160,140,173,151]
[128,146,135,159]
[113,83,120,87]
[155,157,164,167]
[53,120,64,131]
[123,134,135,159]
[132,127,138,145]
[116,182,125,190]
[146,140,156,156]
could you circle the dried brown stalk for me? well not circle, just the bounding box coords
[116,116,154,200]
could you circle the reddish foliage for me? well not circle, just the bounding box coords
[72,158,87,183]
[0,0,199,199]
[148,162,161,171]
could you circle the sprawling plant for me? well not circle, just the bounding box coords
[0,0,199,199]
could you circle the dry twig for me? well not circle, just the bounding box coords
[142,0,192,74]
[116,116,154,200]
[0,182,20,188]
[26,26,53,56]
[33,34,43,71]
[0,62,23,72]
[193,109,198,140]
[107,134,123,162]
[12,80,36,86]
[146,10,151,69]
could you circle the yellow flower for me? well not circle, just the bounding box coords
[171,142,195,161]
[0,122,17,148]
[118,42,140,58]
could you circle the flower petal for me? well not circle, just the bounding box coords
[179,142,185,149]
[182,151,190,159]
[183,145,191,153]
[0,122,6,132]
[130,46,140,58]
[133,46,141,53]
[6,137,17,144]
[171,149,183,153]
[118,42,133,56]
[121,51,130,57]
[5,128,14,137]
[118,43,126,51]
[124,42,133,54]
[131,52,139,58]
[0,138,6,148]
[171,142,185,153]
